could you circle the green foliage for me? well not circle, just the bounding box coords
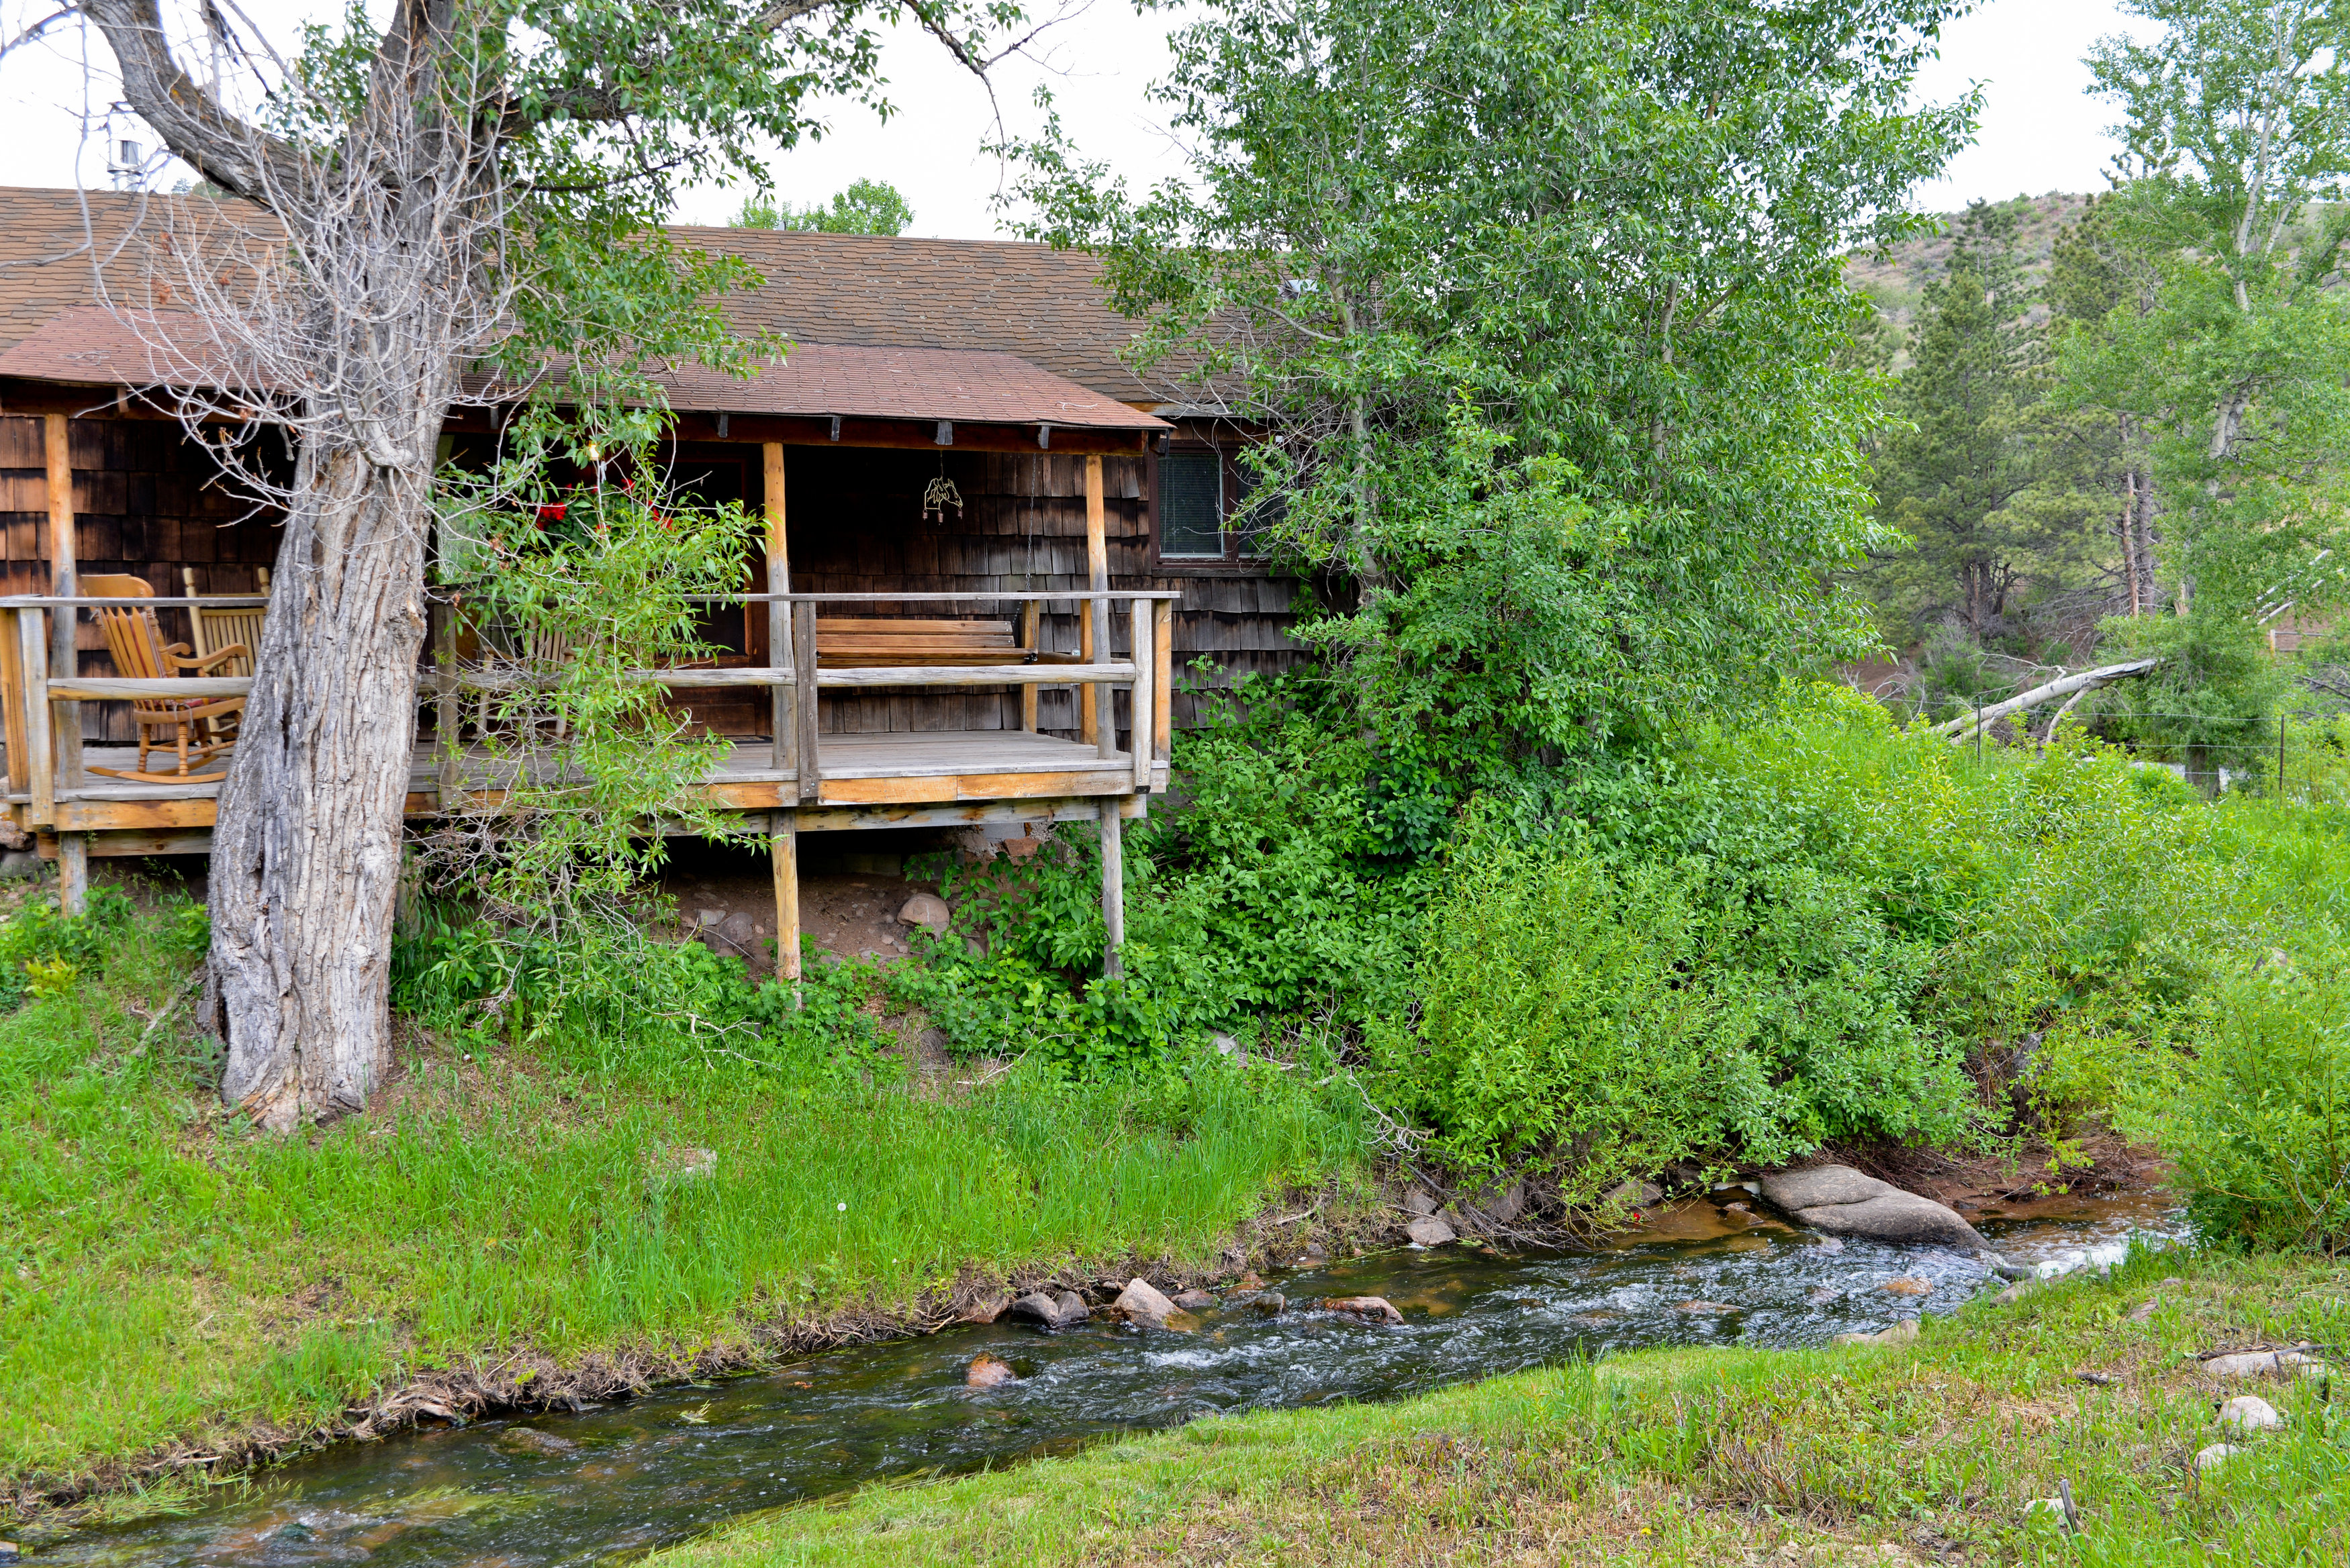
[892,677,1428,1072]
[733,177,915,235]
[2061,4,2350,630]
[2122,966,2350,1253]
[1374,801,1979,1193]
[392,904,890,1090]
[1865,200,2122,650]
[1015,0,1975,761]
[429,475,757,920]
[0,887,139,1014]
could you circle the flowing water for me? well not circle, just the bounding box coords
[42,1189,2180,1566]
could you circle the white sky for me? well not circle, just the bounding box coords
[0,0,2158,238]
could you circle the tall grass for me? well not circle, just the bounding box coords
[0,891,1363,1485]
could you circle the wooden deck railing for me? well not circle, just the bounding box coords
[0,589,1179,823]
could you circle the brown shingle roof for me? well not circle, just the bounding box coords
[671,224,1156,403]
[0,305,1163,430]
[0,188,1168,415]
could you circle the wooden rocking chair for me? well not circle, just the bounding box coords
[83,575,248,782]
[182,567,269,748]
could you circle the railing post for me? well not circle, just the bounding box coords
[1152,597,1173,772]
[793,600,819,805]
[433,591,461,800]
[1129,596,1152,790]
[21,609,52,832]
[765,442,794,776]
[0,607,27,799]
[1084,456,1111,754]
[1020,597,1041,733]
[46,417,82,796]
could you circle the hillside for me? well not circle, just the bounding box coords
[1846,189,2093,352]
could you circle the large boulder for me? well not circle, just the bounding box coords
[1756,1165,1988,1251]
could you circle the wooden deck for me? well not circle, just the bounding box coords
[9,730,1170,852]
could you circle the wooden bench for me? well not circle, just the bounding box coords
[814,617,1081,669]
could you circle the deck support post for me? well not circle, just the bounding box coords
[1083,456,1111,756]
[44,415,81,794]
[765,442,794,775]
[771,809,802,1006]
[1098,797,1125,978]
[57,831,87,915]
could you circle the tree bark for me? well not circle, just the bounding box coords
[212,430,441,1130]
[1933,657,2162,746]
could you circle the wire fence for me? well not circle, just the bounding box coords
[1952,699,2339,799]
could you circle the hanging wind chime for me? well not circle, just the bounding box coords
[921,452,964,528]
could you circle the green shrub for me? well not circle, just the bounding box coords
[1371,807,1981,1195]
[2122,967,2350,1253]
[896,675,1428,1074]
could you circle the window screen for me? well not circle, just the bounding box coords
[1158,450,1225,558]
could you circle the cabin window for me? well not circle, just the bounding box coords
[1154,445,1273,567]
[1156,449,1226,559]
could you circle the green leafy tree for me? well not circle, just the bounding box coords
[735,177,916,234]
[1015,0,1975,777]
[1868,202,2049,645]
[1866,199,2145,658]
[2070,0,2350,630]
[50,0,1019,1128]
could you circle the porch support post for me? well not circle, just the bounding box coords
[1084,455,1112,757]
[1098,797,1125,979]
[764,442,794,775]
[57,829,87,916]
[771,808,802,1004]
[44,414,81,794]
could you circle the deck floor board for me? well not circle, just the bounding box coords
[25,730,1138,805]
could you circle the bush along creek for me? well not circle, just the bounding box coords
[11,691,2350,1557]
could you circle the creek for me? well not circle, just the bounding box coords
[46,1189,2179,1567]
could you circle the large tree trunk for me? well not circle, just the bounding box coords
[211,429,440,1130]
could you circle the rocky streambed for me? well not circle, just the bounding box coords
[31,1171,2183,1567]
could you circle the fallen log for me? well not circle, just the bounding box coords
[1934,658,2163,744]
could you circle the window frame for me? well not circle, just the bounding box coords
[1147,437,1273,573]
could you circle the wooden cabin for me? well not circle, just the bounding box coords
[0,188,1305,970]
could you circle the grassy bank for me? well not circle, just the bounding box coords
[659,1246,2350,1565]
[0,884,1365,1498]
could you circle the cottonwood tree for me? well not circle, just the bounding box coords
[2071,0,2350,625]
[1015,0,1975,774]
[6,0,1021,1130]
